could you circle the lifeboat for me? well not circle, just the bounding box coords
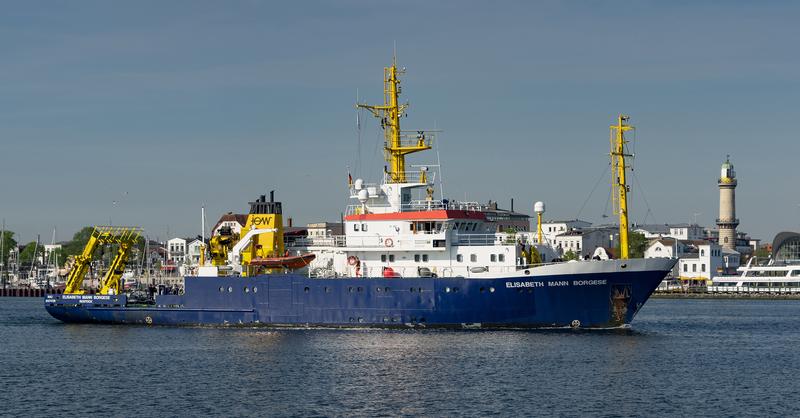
[249,253,316,269]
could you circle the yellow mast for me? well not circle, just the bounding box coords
[610,115,634,259]
[357,56,430,183]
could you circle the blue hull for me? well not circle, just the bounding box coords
[45,263,671,329]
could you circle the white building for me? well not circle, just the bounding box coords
[167,238,187,265]
[635,224,703,240]
[187,239,206,266]
[669,224,705,240]
[678,243,723,283]
[541,220,591,244]
[553,228,617,258]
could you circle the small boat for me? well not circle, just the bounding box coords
[248,253,316,269]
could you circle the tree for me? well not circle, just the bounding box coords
[0,230,17,267]
[616,231,648,259]
[563,250,579,261]
[19,241,44,265]
[754,247,770,258]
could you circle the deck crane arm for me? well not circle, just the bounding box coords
[99,228,141,295]
[63,226,142,295]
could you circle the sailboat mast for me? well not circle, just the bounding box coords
[610,115,634,259]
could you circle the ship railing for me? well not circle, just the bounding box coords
[345,200,489,216]
[291,236,348,248]
[309,261,564,279]
[454,233,514,246]
[292,234,444,249]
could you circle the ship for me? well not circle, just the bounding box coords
[45,57,676,329]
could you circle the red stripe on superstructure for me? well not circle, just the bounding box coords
[345,210,487,221]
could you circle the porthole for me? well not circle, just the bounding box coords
[219,286,224,293]
[384,287,390,292]
[325,287,331,293]
[383,316,389,322]
[418,287,422,293]
[489,287,495,293]
[445,287,451,293]
[410,287,415,293]
[227,286,233,293]
[348,287,353,293]
[524,270,530,275]
[376,287,382,292]
[357,287,363,292]
[253,286,258,293]
[480,287,485,293]
[304,287,310,293]
[358,317,364,323]
[453,287,460,293]
[349,317,355,322]
[244,287,250,293]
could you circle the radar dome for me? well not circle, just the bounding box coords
[357,189,369,204]
[534,201,545,214]
[354,178,364,190]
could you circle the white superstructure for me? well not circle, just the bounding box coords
[709,257,800,293]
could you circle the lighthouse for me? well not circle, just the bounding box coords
[717,156,739,251]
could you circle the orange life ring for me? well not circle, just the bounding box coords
[384,238,394,247]
[347,256,359,266]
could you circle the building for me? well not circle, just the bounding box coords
[482,201,531,232]
[167,238,187,265]
[645,238,739,284]
[541,219,591,244]
[187,239,206,266]
[634,223,703,240]
[677,243,724,285]
[717,156,739,251]
[211,213,248,237]
[306,222,344,239]
[772,232,800,262]
[553,227,617,258]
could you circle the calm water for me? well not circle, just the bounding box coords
[1,297,799,417]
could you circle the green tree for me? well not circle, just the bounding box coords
[563,250,579,261]
[19,241,44,265]
[61,226,97,258]
[616,231,648,258]
[754,247,770,258]
[0,230,17,267]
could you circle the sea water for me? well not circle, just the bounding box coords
[1,297,799,417]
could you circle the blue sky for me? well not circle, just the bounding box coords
[1,1,798,244]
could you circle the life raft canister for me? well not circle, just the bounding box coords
[384,238,394,247]
[347,255,359,266]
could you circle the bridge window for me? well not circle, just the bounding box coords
[381,254,387,262]
[457,254,463,262]
[470,254,477,262]
[361,223,368,231]
[389,254,395,262]
[422,254,429,262]
[499,254,505,262]
[354,224,360,231]
[491,254,497,262]
[414,254,420,262]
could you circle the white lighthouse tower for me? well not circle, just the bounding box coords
[717,156,739,251]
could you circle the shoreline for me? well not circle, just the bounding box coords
[653,292,800,300]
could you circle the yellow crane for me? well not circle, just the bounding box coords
[64,226,142,295]
[610,115,634,259]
